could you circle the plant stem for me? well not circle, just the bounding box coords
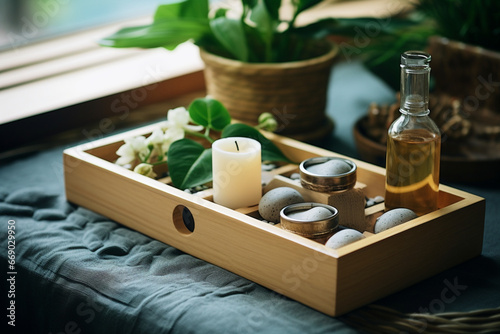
[185,129,214,144]
[149,160,167,166]
[141,147,154,163]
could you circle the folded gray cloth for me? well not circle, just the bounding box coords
[0,184,350,333]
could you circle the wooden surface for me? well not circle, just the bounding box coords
[63,122,485,316]
[0,19,204,124]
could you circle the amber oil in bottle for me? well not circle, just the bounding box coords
[385,51,441,215]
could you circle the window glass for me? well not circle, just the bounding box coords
[0,0,162,51]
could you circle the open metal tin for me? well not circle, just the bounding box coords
[280,202,339,242]
[299,157,357,192]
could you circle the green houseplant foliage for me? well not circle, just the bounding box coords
[331,0,500,90]
[100,0,345,63]
[416,0,500,53]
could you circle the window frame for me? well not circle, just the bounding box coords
[0,19,205,152]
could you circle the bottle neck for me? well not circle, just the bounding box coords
[399,52,431,116]
[399,107,430,117]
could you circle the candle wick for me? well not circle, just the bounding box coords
[235,140,239,151]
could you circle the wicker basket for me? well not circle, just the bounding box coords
[200,42,339,142]
[428,36,500,117]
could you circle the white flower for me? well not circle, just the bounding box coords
[145,128,169,163]
[116,106,204,171]
[164,107,203,132]
[146,128,165,147]
[115,136,149,166]
[133,163,157,178]
[154,127,184,160]
[164,127,185,147]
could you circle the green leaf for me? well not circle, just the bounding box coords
[99,19,211,49]
[210,17,249,61]
[241,24,267,62]
[250,0,275,49]
[100,0,211,50]
[295,0,323,15]
[153,0,186,21]
[248,0,282,62]
[154,0,209,22]
[263,0,281,20]
[168,139,213,189]
[242,0,258,9]
[213,7,229,19]
[294,16,425,44]
[221,123,291,162]
[188,97,231,131]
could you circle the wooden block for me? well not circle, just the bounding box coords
[264,175,367,231]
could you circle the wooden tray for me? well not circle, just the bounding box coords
[63,122,485,316]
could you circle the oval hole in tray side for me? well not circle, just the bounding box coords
[173,205,195,234]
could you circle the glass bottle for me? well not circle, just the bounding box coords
[385,51,441,215]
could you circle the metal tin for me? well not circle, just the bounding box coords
[299,157,357,192]
[280,203,339,242]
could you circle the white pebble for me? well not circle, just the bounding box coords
[286,207,333,221]
[373,196,384,203]
[307,159,351,176]
[262,164,277,171]
[374,208,418,233]
[258,187,305,223]
[325,229,365,249]
[290,173,300,180]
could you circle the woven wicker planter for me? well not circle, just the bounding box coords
[428,36,500,118]
[200,42,339,142]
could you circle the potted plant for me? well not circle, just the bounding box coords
[340,0,500,182]
[99,0,342,142]
[355,0,500,97]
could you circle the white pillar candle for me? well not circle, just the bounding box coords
[212,137,262,209]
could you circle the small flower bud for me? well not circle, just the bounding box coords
[258,112,278,132]
[134,163,157,178]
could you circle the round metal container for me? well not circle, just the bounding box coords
[299,157,357,192]
[280,203,339,242]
